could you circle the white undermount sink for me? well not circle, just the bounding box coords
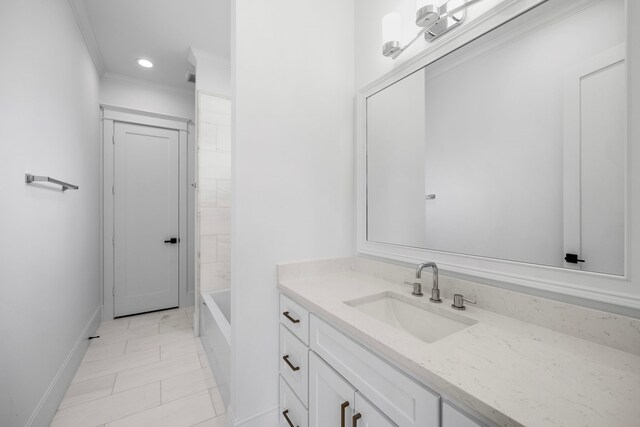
[344,292,477,344]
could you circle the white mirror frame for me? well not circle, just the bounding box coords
[356,0,640,310]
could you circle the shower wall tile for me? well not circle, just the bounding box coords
[216,127,231,153]
[216,181,231,208]
[216,236,230,262]
[197,93,232,293]
[199,179,217,208]
[200,208,230,235]
[200,236,218,264]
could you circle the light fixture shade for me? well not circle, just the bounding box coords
[382,12,402,44]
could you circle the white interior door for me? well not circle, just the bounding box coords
[563,45,626,275]
[114,122,180,317]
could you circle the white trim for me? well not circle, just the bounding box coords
[356,0,640,310]
[102,72,196,99]
[232,405,278,427]
[26,306,101,427]
[67,0,106,75]
[187,120,197,314]
[102,106,191,320]
[101,104,191,129]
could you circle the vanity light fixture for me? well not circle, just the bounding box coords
[382,0,486,59]
[137,58,154,68]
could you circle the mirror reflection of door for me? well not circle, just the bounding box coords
[563,46,626,275]
[113,122,180,317]
[367,69,427,248]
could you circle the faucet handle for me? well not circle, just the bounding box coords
[451,294,476,310]
[403,281,424,297]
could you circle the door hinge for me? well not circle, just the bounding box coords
[112,236,115,246]
[112,185,115,195]
[112,134,115,144]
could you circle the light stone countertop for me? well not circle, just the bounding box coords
[278,269,640,427]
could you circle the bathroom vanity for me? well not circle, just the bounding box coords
[276,257,640,427]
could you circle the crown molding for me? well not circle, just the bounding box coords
[67,0,106,76]
[102,72,195,98]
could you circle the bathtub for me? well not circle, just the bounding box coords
[200,289,230,408]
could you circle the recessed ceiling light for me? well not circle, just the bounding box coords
[137,58,154,68]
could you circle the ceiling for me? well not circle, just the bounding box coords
[73,0,230,92]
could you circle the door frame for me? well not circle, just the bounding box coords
[101,105,191,321]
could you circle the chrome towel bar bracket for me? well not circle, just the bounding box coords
[25,173,79,192]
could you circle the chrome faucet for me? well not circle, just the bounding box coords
[417,262,441,303]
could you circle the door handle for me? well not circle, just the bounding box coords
[352,413,362,427]
[164,237,179,244]
[282,409,298,427]
[282,355,300,372]
[340,401,350,427]
[564,253,585,263]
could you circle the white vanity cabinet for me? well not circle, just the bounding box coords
[310,315,440,427]
[309,352,394,427]
[442,402,485,427]
[279,293,494,427]
[279,294,311,427]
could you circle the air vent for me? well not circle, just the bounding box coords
[185,71,196,83]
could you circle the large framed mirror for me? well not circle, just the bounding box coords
[357,0,635,308]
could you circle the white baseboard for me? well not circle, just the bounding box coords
[26,305,102,427]
[232,405,279,427]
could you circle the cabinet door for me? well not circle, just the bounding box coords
[442,402,485,427]
[309,352,355,427]
[353,392,396,427]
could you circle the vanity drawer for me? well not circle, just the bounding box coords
[310,315,440,427]
[280,294,310,345]
[280,325,309,405]
[280,376,308,427]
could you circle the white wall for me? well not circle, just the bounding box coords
[0,0,101,425]
[231,0,355,424]
[100,74,195,120]
[190,51,232,98]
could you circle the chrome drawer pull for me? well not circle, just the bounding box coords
[282,409,298,427]
[283,311,300,324]
[282,355,300,372]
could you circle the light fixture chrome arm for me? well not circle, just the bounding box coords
[388,26,431,59]
[383,0,488,60]
[440,0,486,20]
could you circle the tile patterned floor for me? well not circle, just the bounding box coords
[51,307,227,427]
